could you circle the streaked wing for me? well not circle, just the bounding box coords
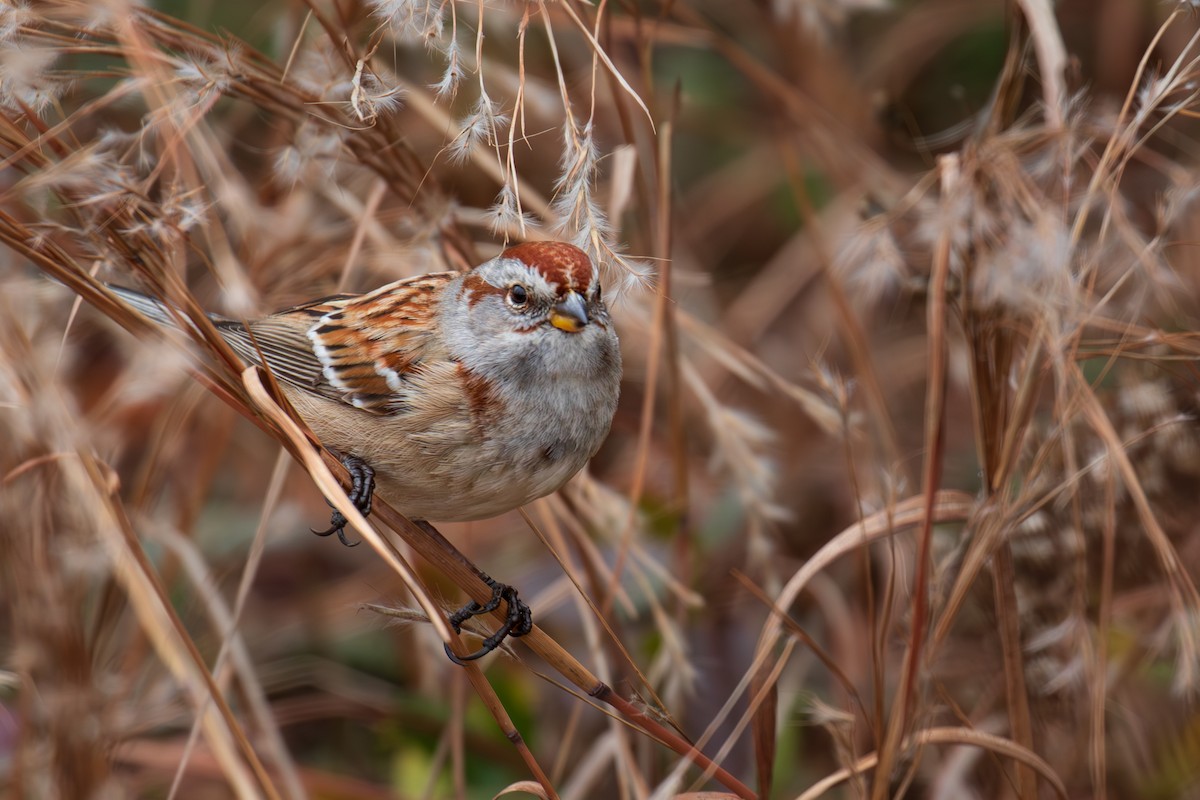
[221,273,456,414]
[216,314,330,392]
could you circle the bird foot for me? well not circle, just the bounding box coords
[311,453,375,547]
[443,578,533,664]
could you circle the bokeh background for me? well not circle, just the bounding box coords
[4,0,1200,798]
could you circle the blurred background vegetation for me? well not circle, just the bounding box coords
[4,0,1200,798]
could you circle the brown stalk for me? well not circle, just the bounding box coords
[521,505,675,725]
[368,492,756,799]
[751,489,975,665]
[749,654,778,800]
[1070,360,1200,685]
[1092,463,1118,800]
[93,456,283,799]
[585,135,676,741]
[987,534,1038,798]
[777,141,902,759]
[653,109,695,636]
[207,449,307,796]
[871,154,955,800]
[244,368,562,798]
[958,189,1036,798]
[242,371,754,798]
[961,336,1041,726]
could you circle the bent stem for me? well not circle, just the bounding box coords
[243,367,561,799]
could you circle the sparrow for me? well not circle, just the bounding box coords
[110,241,622,660]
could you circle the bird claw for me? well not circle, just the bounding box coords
[308,458,533,662]
[443,578,533,664]
[313,454,374,547]
[311,511,360,547]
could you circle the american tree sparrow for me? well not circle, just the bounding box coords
[111,241,621,660]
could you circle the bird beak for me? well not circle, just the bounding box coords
[549,291,589,333]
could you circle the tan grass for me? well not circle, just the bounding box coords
[5,1,1200,798]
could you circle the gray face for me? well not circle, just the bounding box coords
[443,255,620,392]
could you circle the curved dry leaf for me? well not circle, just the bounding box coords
[794,726,1068,800]
[242,366,452,643]
[493,781,550,799]
[753,490,976,661]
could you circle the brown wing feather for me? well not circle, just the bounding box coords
[217,315,330,392]
[215,273,456,414]
[301,273,454,413]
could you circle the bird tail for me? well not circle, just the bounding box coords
[106,285,260,366]
[106,284,187,329]
[106,285,237,339]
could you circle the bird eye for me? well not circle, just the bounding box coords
[507,284,529,307]
[593,284,602,303]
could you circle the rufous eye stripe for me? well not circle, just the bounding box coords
[460,273,506,307]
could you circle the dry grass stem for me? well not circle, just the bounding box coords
[5,1,1200,797]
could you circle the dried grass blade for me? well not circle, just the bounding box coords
[1069,360,1200,690]
[871,153,957,800]
[84,458,279,799]
[162,449,305,800]
[1014,0,1067,128]
[241,366,452,643]
[557,0,655,131]
[990,542,1038,798]
[795,726,1068,800]
[754,490,975,660]
[751,644,780,799]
